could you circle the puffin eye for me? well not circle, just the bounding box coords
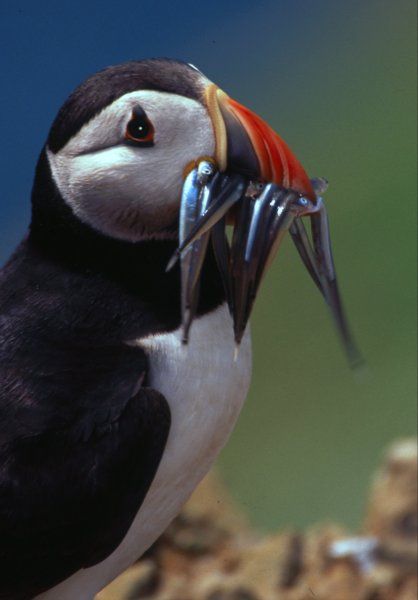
[125,107,154,146]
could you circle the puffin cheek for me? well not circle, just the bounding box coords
[66,151,179,240]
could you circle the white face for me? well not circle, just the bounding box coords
[47,90,215,241]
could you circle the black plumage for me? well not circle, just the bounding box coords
[48,59,204,154]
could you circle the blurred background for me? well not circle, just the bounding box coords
[0,0,416,531]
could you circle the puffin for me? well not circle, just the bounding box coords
[0,58,356,600]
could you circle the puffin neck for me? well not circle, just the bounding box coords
[29,149,225,315]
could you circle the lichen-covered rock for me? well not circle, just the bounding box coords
[365,438,417,566]
[97,439,417,600]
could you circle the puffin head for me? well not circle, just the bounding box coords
[44,58,314,242]
[33,58,359,363]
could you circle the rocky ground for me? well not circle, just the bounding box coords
[97,439,417,600]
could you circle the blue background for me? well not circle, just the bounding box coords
[0,0,416,530]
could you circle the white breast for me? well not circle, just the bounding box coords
[38,303,252,600]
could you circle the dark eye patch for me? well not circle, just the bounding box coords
[125,106,154,147]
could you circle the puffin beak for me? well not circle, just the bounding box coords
[173,84,317,262]
[204,84,316,200]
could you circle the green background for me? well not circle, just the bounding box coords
[0,0,416,531]
[217,0,417,530]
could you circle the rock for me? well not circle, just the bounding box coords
[97,439,417,600]
[365,438,417,567]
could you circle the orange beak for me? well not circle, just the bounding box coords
[205,84,316,202]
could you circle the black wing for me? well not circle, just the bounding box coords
[0,242,171,600]
[0,385,170,600]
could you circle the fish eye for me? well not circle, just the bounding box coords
[125,107,154,146]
